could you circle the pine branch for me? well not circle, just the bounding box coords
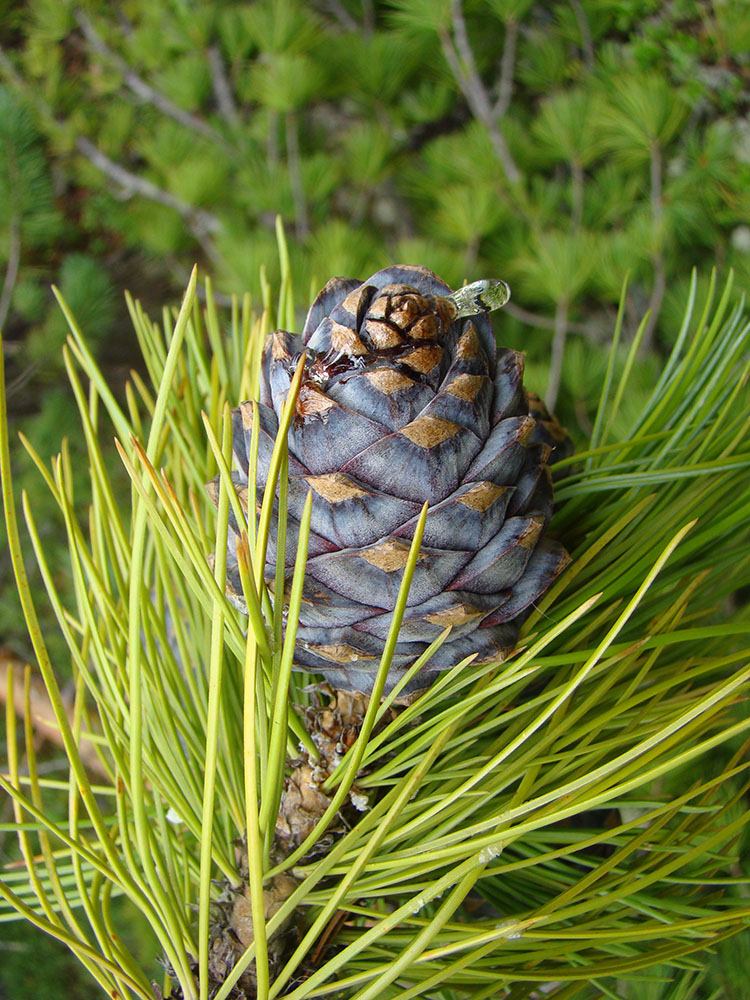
[571,159,584,230]
[546,296,568,411]
[311,0,358,32]
[570,0,594,71]
[75,9,230,148]
[74,136,222,244]
[439,0,522,186]
[286,111,309,240]
[207,44,239,127]
[2,262,749,996]
[504,300,593,337]
[492,16,518,120]
[641,141,666,353]
[0,45,221,254]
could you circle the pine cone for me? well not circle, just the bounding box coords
[209,266,570,697]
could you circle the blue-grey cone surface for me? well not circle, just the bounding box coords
[208,266,571,697]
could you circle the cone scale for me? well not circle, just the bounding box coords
[209,266,570,697]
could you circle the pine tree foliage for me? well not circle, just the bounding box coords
[1,0,748,378]
[0,82,117,666]
[1,252,748,999]
[0,1,749,995]
[0,84,61,330]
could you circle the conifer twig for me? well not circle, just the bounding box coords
[285,111,309,240]
[492,17,518,120]
[312,0,358,32]
[207,44,239,127]
[440,0,521,186]
[641,142,666,353]
[504,300,593,337]
[75,9,229,148]
[570,0,594,71]
[0,43,222,251]
[74,136,222,242]
[546,297,569,411]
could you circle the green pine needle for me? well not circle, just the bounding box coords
[1,265,749,1000]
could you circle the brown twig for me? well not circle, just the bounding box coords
[309,909,350,967]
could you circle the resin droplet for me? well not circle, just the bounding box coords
[449,279,511,317]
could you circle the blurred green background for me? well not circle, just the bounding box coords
[1,1,748,997]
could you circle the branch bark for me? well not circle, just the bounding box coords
[0,45,222,254]
[570,0,595,71]
[207,44,239,127]
[492,18,518,120]
[641,142,666,353]
[439,0,521,186]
